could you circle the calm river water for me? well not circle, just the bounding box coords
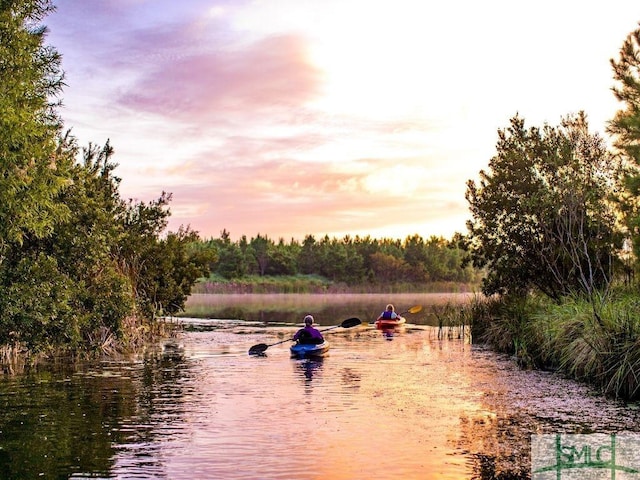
[1,293,640,479]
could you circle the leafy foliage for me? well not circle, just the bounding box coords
[0,0,69,257]
[465,113,623,300]
[132,227,214,318]
[0,1,212,353]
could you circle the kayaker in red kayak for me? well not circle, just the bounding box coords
[376,304,399,321]
[293,315,325,345]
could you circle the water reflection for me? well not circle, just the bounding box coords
[3,315,640,479]
[0,343,201,480]
[377,325,404,341]
[339,367,361,393]
[294,358,324,384]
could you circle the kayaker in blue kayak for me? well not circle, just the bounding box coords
[377,304,399,321]
[293,315,325,345]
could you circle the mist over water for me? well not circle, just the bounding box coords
[182,292,475,325]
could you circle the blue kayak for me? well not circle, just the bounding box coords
[290,340,330,358]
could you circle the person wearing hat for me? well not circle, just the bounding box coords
[293,314,324,345]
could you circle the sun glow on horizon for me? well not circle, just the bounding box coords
[305,4,449,119]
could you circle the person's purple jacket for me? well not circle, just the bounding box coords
[293,315,324,344]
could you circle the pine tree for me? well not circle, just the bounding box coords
[0,0,69,262]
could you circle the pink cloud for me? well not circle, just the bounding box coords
[118,34,322,123]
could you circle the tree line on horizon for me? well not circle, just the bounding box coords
[192,229,480,287]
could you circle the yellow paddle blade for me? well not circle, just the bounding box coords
[408,305,422,314]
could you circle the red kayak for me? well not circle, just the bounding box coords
[375,316,406,328]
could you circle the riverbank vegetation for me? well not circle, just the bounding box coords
[0,2,214,360]
[464,23,640,400]
[470,291,640,399]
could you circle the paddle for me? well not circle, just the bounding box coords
[400,305,423,316]
[370,305,422,324]
[248,317,362,355]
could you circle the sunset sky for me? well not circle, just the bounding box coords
[46,1,640,242]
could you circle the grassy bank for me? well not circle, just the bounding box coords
[193,274,478,294]
[468,288,640,400]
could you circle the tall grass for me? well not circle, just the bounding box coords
[431,301,473,340]
[469,294,548,368]
[533,293,640,399]
[468,288,640,400]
